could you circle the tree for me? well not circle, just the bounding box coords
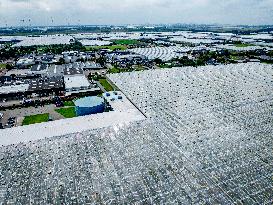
[6,64,13,70]
[58,58,65,65]
[154,58,163,65]
[96,56,106,66]
[178,56,195,66]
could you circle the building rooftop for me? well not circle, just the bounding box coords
[46,64,64,77]
[64,75,90,90]
[30,64,48,72]
[0,83,29,95]
[28,76,63,91]
[63,65,84,76]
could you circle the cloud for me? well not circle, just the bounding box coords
[0,0,272,26]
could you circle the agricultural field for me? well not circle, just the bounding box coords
[111,39,140,45]
[234,43,254,47]
[85,45,127,51]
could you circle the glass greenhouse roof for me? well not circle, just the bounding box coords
[0,63,272,204]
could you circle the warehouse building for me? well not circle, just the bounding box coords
[63,65,99,96]
[0,76,64,101]
[29,64,48,75]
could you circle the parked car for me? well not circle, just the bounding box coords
[0,113,3,119]
[54,96,64,107]
[20,98,33,105]
[8,117,15,124]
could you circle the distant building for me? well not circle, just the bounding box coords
[0,76,64,100]
[46,64,64,77]
[83,62,103,70]
[63,65,99,96]
[61,51,93,63]
[29,64,48,75]
[16,57,35,68]
[106,51,147,65]
[112,54,147,64]
[259,55,273,61]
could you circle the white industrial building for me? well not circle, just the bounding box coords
[63,65,99,96]
[0,83,29,95]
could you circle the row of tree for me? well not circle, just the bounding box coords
[0,41,86,60]
[154,49,269,67]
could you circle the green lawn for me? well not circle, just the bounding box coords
[86,45,127,51]
[234,43,253,48]
[0,64,6,69]
[22,113,49,125]
[99,79,114,91]
[108,67,121,73]
[55,107,76,118]
[63,101,75,107]
[158,64,172,69]
[111,39,140,45]
[230,55,240,60]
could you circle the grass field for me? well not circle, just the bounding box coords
[0,64,6,69]
[111,39,140,45]
[108,67,121,74]
[234,43,253,48]
[63,101,75,107]
[86,45,127,51]
[158,64,172,69]
[22,113,49,125]
[230,55,240,60]
[99,79,114,91]
[55,107,76,118]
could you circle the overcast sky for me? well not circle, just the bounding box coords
[0,0,272,27]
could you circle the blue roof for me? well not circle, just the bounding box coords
[74,97,104,107]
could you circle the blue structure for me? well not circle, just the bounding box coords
[74,97,105,116]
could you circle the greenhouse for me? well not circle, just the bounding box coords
[0,63,272,204]
[129,46,209,61]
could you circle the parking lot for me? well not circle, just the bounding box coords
[0,104,64,129]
